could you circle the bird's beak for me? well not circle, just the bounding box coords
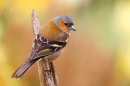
[69,25,76,31]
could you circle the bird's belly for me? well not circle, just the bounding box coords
[44,48,65,62]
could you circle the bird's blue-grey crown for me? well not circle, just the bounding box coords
[53,14,73,25]
[52,14,76,31]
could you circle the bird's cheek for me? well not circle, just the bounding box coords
[58,21,70,34]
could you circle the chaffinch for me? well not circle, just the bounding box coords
[11,14,76,79]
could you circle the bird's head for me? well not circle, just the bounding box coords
[52,14,76,34]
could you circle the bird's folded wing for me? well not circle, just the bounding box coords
[28,34,67,61]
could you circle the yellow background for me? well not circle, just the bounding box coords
[1,0,130,86]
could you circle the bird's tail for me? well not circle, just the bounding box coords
[11,58,39,80]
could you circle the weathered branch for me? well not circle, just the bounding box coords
[32,9,41,35]
[38,59,45,86]
[31,9,59,86]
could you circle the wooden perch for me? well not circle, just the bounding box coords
[32,9,59,86]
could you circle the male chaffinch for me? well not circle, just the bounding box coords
[11,14,76,79]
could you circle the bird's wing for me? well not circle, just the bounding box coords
[27,34,67,61]
[11,34,67,79]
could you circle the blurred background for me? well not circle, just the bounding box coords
[1,0,130,86]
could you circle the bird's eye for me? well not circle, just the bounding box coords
[64,23,68,26]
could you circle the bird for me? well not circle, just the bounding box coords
[11,14,76,80]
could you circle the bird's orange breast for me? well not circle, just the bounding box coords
[39,20,68,41]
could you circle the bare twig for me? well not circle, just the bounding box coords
[43,61,58,86]
[38,59,45,86]
[50,62,59,86]
[32,9,41,35]
[32,9,59,86]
